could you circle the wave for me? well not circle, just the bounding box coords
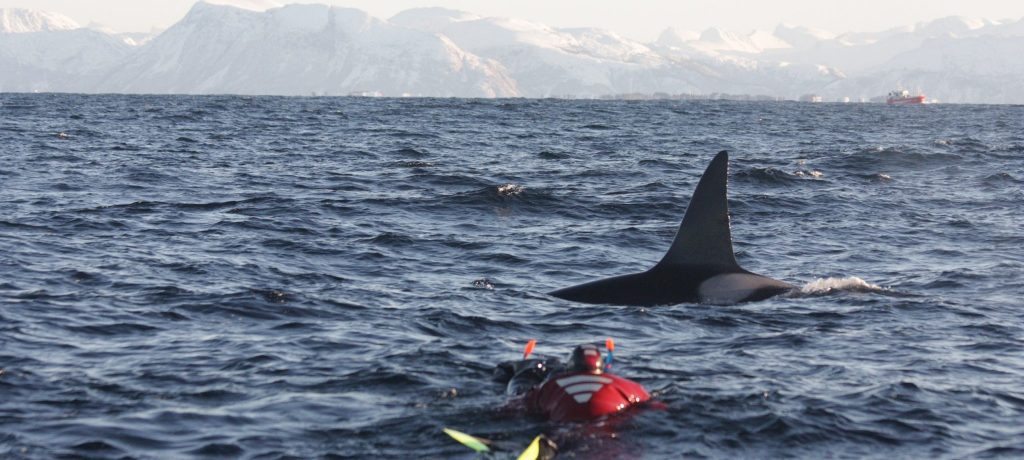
[537,150,570,159]
[853,172,894,182]
[65,323,162,336]
[442,184,558,208]
[733,166,824,185]
[638,159,680,169]
[389,160,435,168]
[836,146,961,170]
[362,232,415,246]
[74,197,279,215]
[933,136,988,153]
[389,147,429,157]
[981,172,1020,187]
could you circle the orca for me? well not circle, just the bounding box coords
[549,151,795,306]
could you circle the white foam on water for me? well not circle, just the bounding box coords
[799,276,884,295]
[794,169,824,179]
[497,184,525,196]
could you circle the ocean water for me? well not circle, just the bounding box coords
[1,94,1022,459]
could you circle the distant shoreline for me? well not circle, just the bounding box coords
[0,92,992,104]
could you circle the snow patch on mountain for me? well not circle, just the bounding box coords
[749,29,791,50]
[654,27,699,48]
[389,7,480,33]
[693,27,763,54]
[204,0,282,12]
[914,16,991,37]
[773,24,835,48]
[0,8,79,33]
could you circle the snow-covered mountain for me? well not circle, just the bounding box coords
[0,8,134,92]
[650,15,1024,103]
[824,34,1024,103]
[2,2,1023,103]
[392,8,692,97]
[97,3,516,96]
[388,7,843,98]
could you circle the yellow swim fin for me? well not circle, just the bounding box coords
[443,427,491,453]
[515,435,542,460]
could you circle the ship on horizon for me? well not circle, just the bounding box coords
[887,89,926,105]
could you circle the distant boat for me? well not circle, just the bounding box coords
[886,89,926,105]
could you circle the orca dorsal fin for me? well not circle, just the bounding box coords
[657,151,740,270]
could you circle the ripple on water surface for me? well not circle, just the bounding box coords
[0,95,1022,458]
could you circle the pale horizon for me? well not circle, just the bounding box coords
[1,0,1023,41]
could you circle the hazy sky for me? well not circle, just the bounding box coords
[3,0,1023,40]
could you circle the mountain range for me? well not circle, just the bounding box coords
[2,2,1023,103]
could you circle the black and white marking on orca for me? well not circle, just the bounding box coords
[549,151,795,306]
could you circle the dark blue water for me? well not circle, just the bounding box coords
[1,94,1022,459]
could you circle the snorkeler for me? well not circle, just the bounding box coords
[495,340,651,422]
[445,340,649,457]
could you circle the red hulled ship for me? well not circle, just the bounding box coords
[886,89,926,104]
